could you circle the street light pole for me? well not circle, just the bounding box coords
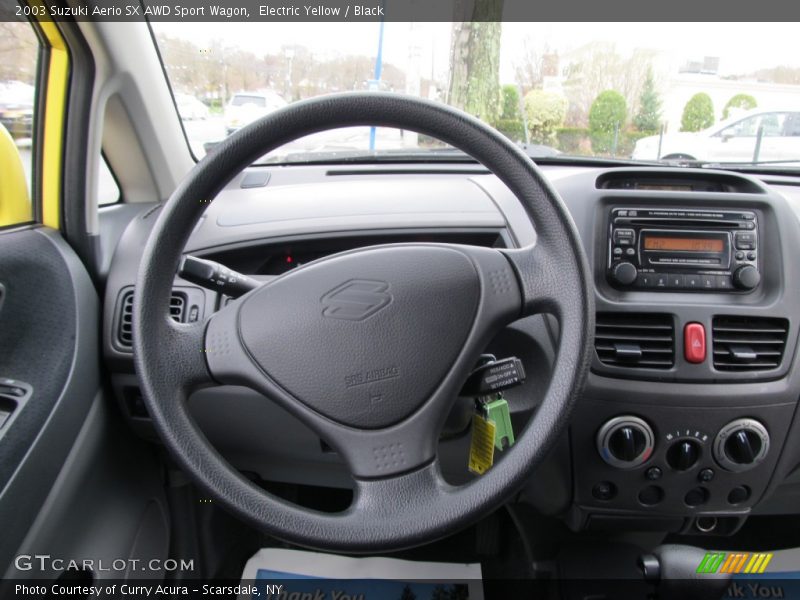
[368,16,385,151]
[284,47,295,101]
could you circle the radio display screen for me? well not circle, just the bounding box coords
[643,236,724,252]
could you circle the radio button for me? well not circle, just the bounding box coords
[734,232,756,250]
[654,274,669,289]
[716,276,733,290]
[701,275,716,290]
[667,274,684,288]
[638,273,655,288]
[613,247,623,256]
[735,251,745,260]
[747,252,756,261]
[625,247,636,256]
[613,229,636,246]
[685,275,701,289]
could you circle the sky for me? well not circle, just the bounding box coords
[153,22,800,84]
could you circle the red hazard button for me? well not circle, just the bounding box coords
[684,322,706,364]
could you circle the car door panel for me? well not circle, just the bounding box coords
[708,115,760,162]
[0,227,98,565]
[0,227,169,580]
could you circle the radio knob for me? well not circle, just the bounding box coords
[733,265,760,290]
[612,262,638,285]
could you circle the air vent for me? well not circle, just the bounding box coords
[595,312,675,369]
[712,316,789,371]
[116,290,187,349]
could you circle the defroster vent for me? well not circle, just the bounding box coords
[116,289,187,349]
[595,312,675,369]
[712,316,789,371]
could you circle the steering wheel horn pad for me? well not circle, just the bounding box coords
[233,245,483,430]
[133,92,593,551]
[207,244,520,478]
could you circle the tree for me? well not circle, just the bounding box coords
[680,93,715,132]
[722,93,757,120]
[513,39,552,93]
[500,84,520,120]
[752,66,800,85]
[524,90,567,144]
[399,584,417,600]
[0,23,39,84]
[561,42,657,127]
[447,0,504,123]
[431,585,468,600]
[431,586,449,600]
[494,84,525,142]
[633,68,661,133]
[153,34,408,104]
[589,90,627,154]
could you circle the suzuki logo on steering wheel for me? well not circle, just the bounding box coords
[321,279,392,321]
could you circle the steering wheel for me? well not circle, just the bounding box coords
[134,93,593,552]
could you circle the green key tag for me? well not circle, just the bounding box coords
[468,412,496,475]
[485,395,515,451]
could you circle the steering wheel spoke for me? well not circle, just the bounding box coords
[203,298,264,389]
[351,462,449,518]
[167,319,216,392]
[133,301,214,397]
[500,240,579,318]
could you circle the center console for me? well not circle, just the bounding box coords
[561,181,800,535]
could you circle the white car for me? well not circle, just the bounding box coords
[224,90,287,135]
[633,109,800,163]
[174,93,209,121]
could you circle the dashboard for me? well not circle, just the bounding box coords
[102,162,800,537]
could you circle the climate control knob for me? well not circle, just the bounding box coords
[597,416,654,469]
[713,418,770,472]
[666,439,701,471]
[612,262,638,285]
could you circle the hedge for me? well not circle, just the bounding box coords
[495,118,526,143]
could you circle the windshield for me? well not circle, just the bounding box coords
[152,22,800,167]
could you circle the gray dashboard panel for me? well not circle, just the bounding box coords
[101,162,800,531]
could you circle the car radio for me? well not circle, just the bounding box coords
[607,208,760,291]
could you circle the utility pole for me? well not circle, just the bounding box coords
[368,16,385,152]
